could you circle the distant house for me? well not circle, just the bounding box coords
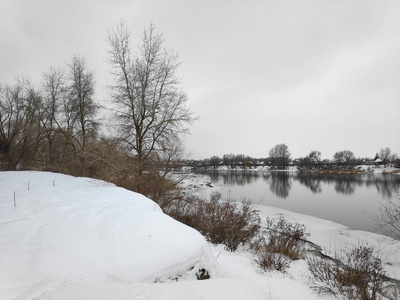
[372,158,383,165]
[371,153,384,165]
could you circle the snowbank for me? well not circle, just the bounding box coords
[0,172,212,299]
[1,171,398,300]
[357,164,400,174]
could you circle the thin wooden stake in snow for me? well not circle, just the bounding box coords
[14,191,16,207]
[53,179,55,187]
[28,181,30,191]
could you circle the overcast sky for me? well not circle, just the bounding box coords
[1,0,399,160]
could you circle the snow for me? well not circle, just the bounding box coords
[357,164,400,174]
[48,279,269,300]
[184,164,400,174]
[254,205,400,280]
[1,171,399,299]
[0,172,211,299]
[177,172,400,281]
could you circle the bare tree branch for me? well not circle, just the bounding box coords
[107,22,196,192]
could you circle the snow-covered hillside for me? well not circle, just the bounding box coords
[1,171,399,300]
[0,172,211,299]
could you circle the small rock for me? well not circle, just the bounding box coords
[196,268,210,280]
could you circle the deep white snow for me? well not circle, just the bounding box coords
[1,171,399,300]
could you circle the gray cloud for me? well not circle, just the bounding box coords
[1,0,399,159]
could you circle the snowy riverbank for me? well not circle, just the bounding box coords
[183,164,400,174]
[1,171,399,299]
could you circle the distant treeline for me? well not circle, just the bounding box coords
[180,144,399,170]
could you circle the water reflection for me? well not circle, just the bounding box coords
[373,176,396,199]
[334,175,357,195]
[296,173,322,194]
[206,170,262,186]
[195,170,400,199]
[269,172,292,199]
[189,170,400,234]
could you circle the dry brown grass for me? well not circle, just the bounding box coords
[307,245,399,300]
[165,191,261,251]
[251,216,310,272]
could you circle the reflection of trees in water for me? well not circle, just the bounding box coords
[194,170,400,200]
[273,172,400,197]
[222,172,261,186]
[200,170,261,186]
[296,173,322,194]
[268,172,292,199]
[204,170,220,183]
[363,174,400,199]
[334,177,356,195]
[317,174,362,195]
[372,175,400,199]
[375,183,393,199]
[294,173,400,197]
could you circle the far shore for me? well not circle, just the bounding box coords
[177,164,400,175]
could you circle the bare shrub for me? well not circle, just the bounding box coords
[251,216,310,272]
[307,245,398,300]
[251,234,290,272]
[161,190,198,224]
[166,191,261,251]
[375,189,400,241]
[267,216,310,259]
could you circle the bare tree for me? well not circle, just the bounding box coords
[379,147,391,161]
[0,83,23,169]
[379,147,391,167]
[107,22,195,192]
[40,66,67,166]
[298,150,322,171]
[158,135,185,177]
[234,154,245,168]
[333,150,355,166]
[308,150,321,165]
[18,78,43,167]
[243,156,252,169]
[0,79,42,170]
[209,155,221,169]
[269,143,291,170]
[223,154,235,168]
[66,55,98,152]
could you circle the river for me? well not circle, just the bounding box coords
[192,170,400,235]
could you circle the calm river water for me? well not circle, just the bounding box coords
[193,170,400,234]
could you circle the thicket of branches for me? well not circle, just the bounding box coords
[375,189,400,241]
[0,55,98,174]
[106,22,195,193]
[0,24,194,202]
